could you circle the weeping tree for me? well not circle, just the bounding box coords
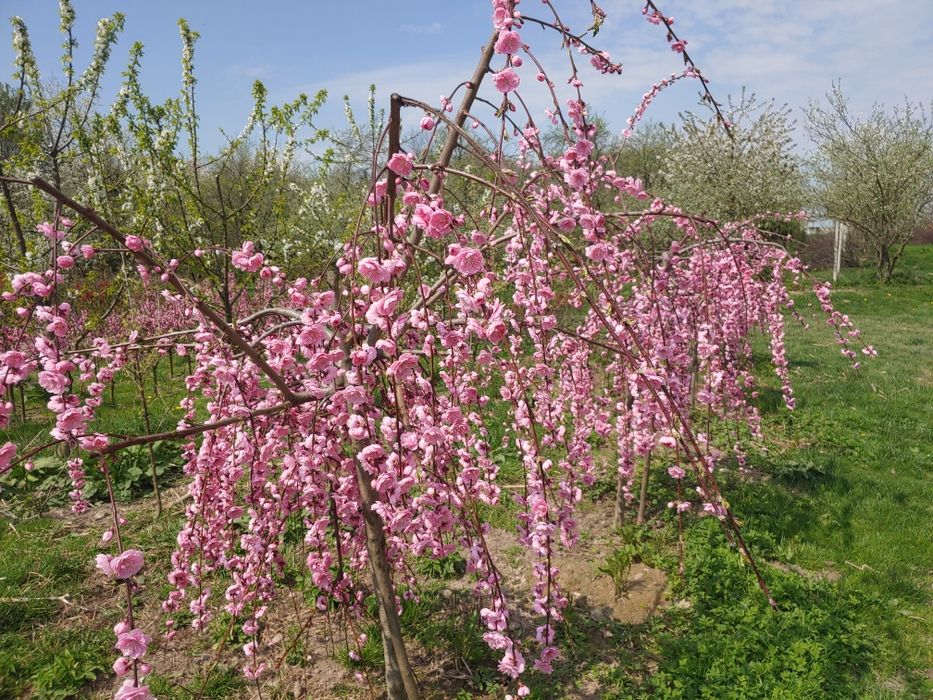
[806,84,933,283]
[0,2,874,700]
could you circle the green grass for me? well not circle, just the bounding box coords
[593,245,932,698]
[593,519,878,699]
[147,666,245,699]
[0,518,113,698]
[733,245,933,696]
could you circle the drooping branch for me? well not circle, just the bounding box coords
[27,176,303,404]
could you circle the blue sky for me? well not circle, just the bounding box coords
[2,1,931,151]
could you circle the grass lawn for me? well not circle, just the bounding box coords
[737,244,932,695]
[621,244,931,699]
[0,247,930,698]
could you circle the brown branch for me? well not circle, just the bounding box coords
[642,0,732,137]
[100,399,303,454]
[26,176,302,404]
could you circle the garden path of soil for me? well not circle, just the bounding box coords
[48,491,667,699]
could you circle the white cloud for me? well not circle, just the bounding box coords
[400,22,443,35]
[600,0,933,116]
[229,64,273,80]
[279,0,933,144]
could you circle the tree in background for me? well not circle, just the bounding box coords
[613,120,674,192]
[84,23,333,319]
[2,5,350,321]
[0,9,123,260]
[806,85,933,283]
[663,91,806,235]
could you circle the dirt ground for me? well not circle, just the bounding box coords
[48,488,667,700]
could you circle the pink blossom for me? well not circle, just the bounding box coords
[498,647,526,678]
[97,549,144,580]
[486,319,507,344]
[124,236,145,252]
[243,663,267,680]
[46,316,68,337]
[114,679,154,700]
[493,68,521,93]
[95,553,114,577]
[387,152,414,178]
[446,247,485,276]
[38,370,69,395]
[80,245,96,259]
[113,656,132,676]
[358,257,392,283]
[420,115,435,130]
[1,350,26,369]
[232,242,264,272]
[494,30,522,54]
[427,208,454,237]
[387,353,419,380]
[115,628,151,659]
[56,408,87,433]
[492,5,511,29]
[364,290,403,325]
[36,222,65,240]
[57,255,75,269]
[0,442,16,474]
[585,243,609,262]
[78,433,110,451]
[565,167,588,189]
[368,179,388,205]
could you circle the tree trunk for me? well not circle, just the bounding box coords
[376,587,406,699]
[0,162,26,256]
[135,356,162,516]
[613,467,627,530]
[878,245,892,284]
[354,461,420,700]
[636,450,652,526]
[344,32,497,698]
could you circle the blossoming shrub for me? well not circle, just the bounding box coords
[0,1,874,698]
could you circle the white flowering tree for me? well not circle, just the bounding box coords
[806,85,933,283]
[3,4,344,320]
[662,91,806,229]
[0,8,123,260]
[613,119,674,192]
